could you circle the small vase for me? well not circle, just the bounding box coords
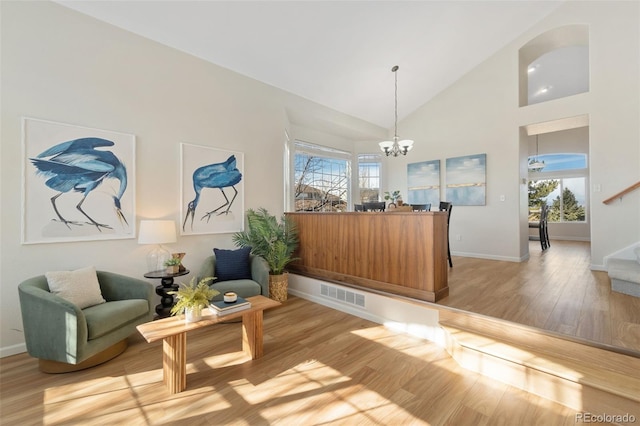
[185,306,202,323]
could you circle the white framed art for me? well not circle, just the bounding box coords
[180,143,244,235]
[22,117,136,244]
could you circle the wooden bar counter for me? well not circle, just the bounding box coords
[286,211,449,302]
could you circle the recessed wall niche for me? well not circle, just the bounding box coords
[519,25,589,107]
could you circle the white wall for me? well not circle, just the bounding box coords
[384,1,639,266]
[0,1,382,356]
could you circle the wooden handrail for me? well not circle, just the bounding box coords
[602,181,640,204]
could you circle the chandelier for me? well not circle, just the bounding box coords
[379,65,414,156]
[528,134,545,172]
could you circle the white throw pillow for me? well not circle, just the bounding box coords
[45,266,106,309]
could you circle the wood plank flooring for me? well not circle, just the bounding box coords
[440,241,640,354]
[1,296,602,425]
[2,240,636,425]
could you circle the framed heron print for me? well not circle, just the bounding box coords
[22,117,136,244]
[180,143,244,235]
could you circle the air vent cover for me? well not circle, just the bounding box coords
[320,284,365,308]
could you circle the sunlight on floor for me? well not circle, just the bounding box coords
[445,327,587,411]
[242,359,424,424]
[198,350,251,370]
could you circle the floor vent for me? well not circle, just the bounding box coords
[320,284,366,308]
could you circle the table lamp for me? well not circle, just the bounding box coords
[138,220,177,273]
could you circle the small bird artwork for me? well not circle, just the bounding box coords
[30,137,129,232]
[183,155,242,231]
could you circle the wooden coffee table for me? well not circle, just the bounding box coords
[136,295,280,394]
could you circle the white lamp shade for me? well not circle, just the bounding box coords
[399,139,414,149]
[138,220,177,244]
[379,141,394,149]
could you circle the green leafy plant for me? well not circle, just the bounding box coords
[384,190,402,203]
[168,277,218,316]
[232,208,299,275]
[164,258,181,267]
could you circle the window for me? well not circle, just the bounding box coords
[357,154,381,203]
[528,153,587,223]
[528,153,587,172]
[529,178,587,223]
[293,141,350,212]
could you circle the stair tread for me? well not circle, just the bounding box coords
[439,317,640,373]
[441,321,640,401]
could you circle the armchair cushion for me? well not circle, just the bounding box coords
[84,299,151,340]
[213,247,252,281]
[45,266,105,309]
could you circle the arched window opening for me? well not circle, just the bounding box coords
[519,25,589,107]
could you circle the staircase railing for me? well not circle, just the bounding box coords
[602,181,640,205]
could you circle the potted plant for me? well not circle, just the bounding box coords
[164,257,181,274]
[168,276,218,322]
[232,208,299,302]
[384,190,403,207]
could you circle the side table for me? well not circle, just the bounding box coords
[144,269,190,319]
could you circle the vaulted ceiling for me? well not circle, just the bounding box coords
[56,1,563,129]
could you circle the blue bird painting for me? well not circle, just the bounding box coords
[30,137,129,231]
[183,155,242,231]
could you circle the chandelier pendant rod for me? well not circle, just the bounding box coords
[393,65,398,140]
[379,65,413,157]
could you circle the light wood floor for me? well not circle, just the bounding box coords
[1,296,605,426]
[2,241,635,425]
[440,241,640,354]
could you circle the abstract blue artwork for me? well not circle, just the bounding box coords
[22,117,135,244]
[407,160,440,207]
[181,143,244,235]
[445,153,486,206]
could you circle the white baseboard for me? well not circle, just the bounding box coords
[288,274,447,347]
[548,236,590,242]
[1,343,26,358]
[451,251,523,262]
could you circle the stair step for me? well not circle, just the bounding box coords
[440,317,640,417]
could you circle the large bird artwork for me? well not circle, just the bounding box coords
[30,137,129,232]
[183,155,242,231]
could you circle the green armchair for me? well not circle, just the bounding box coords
[198,254,269,301]
[18,271,153,373]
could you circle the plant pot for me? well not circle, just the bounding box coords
[269,272,289,302]
[166,265,179,274]
[184,306,202,323]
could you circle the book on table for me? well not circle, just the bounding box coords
[210,297,251,315]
